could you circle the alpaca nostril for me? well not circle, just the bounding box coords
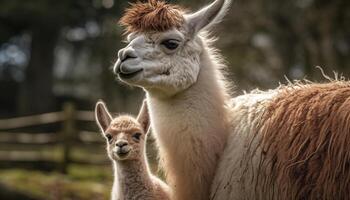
[121,54,136,62]
[116,141,128,148]
[120,48,137,63]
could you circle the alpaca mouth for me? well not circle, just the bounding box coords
[118,68,143,79]
[116,148,130,158]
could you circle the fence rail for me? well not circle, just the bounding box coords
[0,112,63,130]
[0,102,107,173]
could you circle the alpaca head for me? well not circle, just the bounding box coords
[114,0,231,97]
[95,100,150,161]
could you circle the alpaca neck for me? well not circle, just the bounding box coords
[146,41,230,200]
[112,156,153,200]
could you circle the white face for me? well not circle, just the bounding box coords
[114,0,230,97]
[114,28,203,97]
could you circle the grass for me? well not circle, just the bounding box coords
[0,164,113,200]
[0,136,162,200]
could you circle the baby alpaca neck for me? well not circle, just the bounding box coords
[113,158,154,200]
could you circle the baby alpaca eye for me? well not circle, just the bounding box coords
[105,133,113,142]
[132,132,142,141]
[161,39,179,50]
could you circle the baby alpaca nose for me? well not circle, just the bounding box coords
[116,141,128,148]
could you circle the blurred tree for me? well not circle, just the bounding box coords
[0,0,349,116]
[180,0,349,90]
[216,0,349,90]
[0,0,127,114]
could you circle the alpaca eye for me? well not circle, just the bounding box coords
[105,134,113,142]
[132,132,142,141]
[161,39,179,50]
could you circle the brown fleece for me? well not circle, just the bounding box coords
[119,0,185,34]
[257,81,350,199]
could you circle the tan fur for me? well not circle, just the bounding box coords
[119,0,185,33]
[110,115,141,132]
[210,89,278,200]
[212,82,350,200]
[257,81,350,199]
[95,102,170,200]
[108,116,170,200]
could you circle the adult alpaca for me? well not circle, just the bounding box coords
[114,0,232,199]
[114,0,350,199]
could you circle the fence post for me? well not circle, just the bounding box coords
[61,102,76,174]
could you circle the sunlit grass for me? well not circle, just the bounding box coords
[0,165,113,200]
[0,137,162,199]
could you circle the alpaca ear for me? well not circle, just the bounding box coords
[95,101,113,133]
[184,0,231,36]
[137,100,150,134]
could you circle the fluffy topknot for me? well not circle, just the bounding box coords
[119,0,185,33]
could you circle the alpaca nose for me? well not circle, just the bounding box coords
[119,48,137,63]
[114,48,138,75]
[116,141,128,148]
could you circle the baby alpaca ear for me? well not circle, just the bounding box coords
[95,100,113,133]
[137,100,150,134]
[184,0,231,36]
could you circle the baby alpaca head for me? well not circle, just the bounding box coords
[95,100,150,161]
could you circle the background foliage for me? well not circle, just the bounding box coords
[0,0,349,117]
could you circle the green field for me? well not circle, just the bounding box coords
[0,165,113,200]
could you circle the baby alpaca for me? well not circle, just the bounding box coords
[95,100,170,200]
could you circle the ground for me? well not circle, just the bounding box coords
[0,165,112,200]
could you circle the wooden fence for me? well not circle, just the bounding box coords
[0,102,108,173]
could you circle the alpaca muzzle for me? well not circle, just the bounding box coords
[114,141,131,158]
